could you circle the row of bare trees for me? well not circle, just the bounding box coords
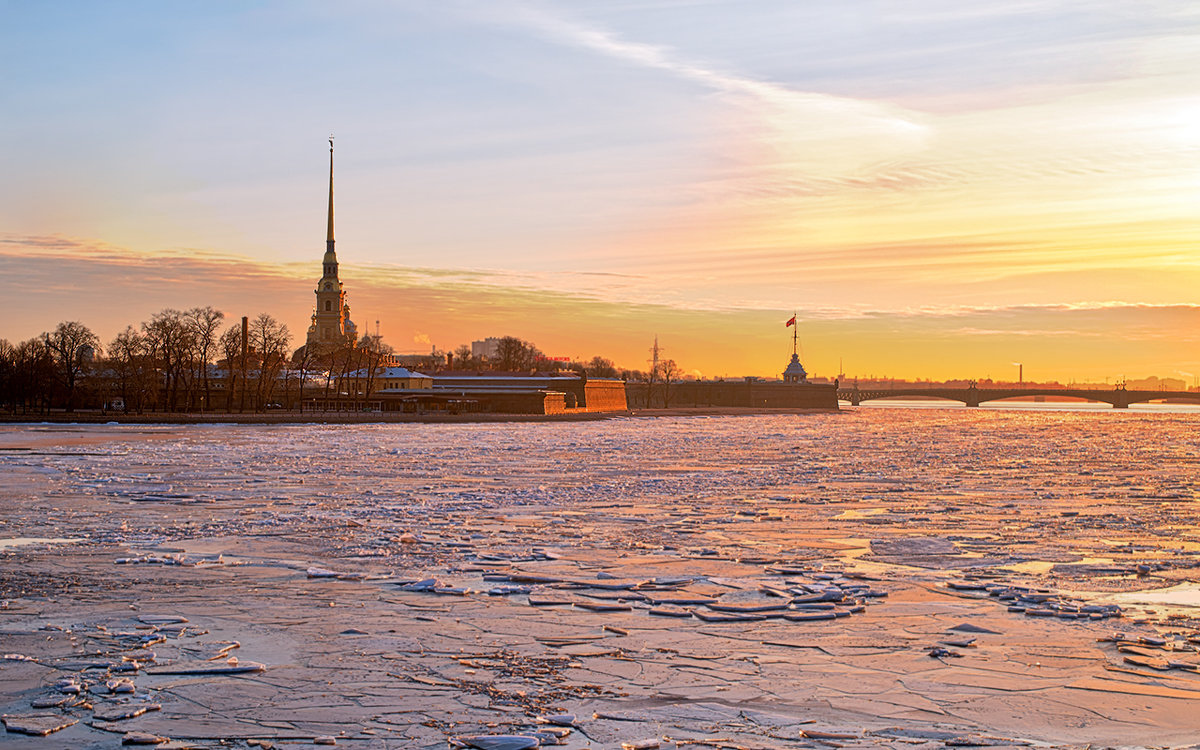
[102,307,290,413]
[213,312,294,413]
[447,336,544,372]
[0,321,102,414]
[296,333,392,411]
[1,309,294,414]
[447,336,630,380]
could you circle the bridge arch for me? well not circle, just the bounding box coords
[972,390,1118,407]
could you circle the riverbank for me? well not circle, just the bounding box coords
[0,405,839,425]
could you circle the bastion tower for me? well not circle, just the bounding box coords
[306,138,358,348]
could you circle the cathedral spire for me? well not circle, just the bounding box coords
[326,136,335,252]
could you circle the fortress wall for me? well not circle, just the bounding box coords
[478,391,568,415]
[582,380,629,412]
[748,382,838,409]
[627,381,838,409]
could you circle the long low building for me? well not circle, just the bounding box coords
[432,372,628,412]
[308,369,629,415]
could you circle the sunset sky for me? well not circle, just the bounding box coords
[3,1,1199,381]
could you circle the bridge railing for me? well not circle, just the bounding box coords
[837,386,1200,408]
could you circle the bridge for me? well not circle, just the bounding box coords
[836,384,1200,409]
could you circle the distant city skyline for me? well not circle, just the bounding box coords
[2,1,1199,380]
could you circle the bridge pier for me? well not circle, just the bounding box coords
[965,385,979,408]
[1112,385,1129,409]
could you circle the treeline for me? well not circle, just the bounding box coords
[1,312,682,414]
[446,336,637,377]
[446,335,678,385]
[0,308,292,414]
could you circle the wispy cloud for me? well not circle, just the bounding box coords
[508,5,930,175]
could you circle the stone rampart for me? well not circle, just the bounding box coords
[582,379,629,412]
[627,380,837,409]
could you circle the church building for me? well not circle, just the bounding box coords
[306,138,358,348]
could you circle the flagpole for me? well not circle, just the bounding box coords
[792,311,797,357]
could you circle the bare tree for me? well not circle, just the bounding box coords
[495,336,541,372]
[452,344,475,371]
[355,334,392,406]
[334,344,357,408]
[11,337,55,414]
[143,310,195,411]
[107,326,152,413]
[305,342,340,411]
[43,321,100,411]
[0,339,15,414]
[250,313,290,410]
[586,356,618,378]
[646,362,660,407]
[185,306,224,412]
[219,325,245,411]
[291,344,320,412]
[657,358,681,408]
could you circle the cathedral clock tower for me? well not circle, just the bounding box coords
[307,138,357,347]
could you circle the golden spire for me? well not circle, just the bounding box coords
[326,135,335,248]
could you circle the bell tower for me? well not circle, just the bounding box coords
[307,137,357,347]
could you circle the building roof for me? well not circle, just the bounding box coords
[436,370,581,378]
[783,353,808,378]
[347,366,431,379]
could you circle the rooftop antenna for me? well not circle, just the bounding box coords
[375,319,380,338]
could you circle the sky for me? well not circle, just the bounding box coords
[2,0,1199,382]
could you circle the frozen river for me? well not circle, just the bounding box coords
[2,410,1200,748]
[6,406,1199,516]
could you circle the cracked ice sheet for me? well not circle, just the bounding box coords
[4,413,1200,747]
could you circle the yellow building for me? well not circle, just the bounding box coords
[344,366,435,395]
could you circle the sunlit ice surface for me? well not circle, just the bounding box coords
[2,410,1200,747]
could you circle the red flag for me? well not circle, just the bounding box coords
[785,315,796,327]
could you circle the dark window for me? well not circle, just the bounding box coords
[325,300,332,311]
